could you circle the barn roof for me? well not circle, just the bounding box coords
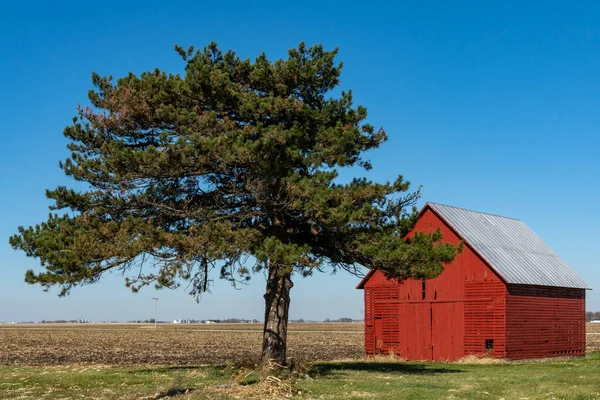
[427,203,591,290]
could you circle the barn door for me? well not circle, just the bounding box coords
[431,302,464,361]
[399,303,432,360]
[374,317,384,353]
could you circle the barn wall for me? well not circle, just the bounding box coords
[505,285,586,360]
[363,207,507,360]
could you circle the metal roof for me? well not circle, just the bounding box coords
[428,203,591,290]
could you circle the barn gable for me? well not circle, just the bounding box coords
[357,203,504,291]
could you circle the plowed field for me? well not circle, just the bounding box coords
[0,323,362,366]
[588,322,600,353]
[0,322,597,366]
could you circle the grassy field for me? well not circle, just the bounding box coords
[0,323,599,399]
[1,355,599,399]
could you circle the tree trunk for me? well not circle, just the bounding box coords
[261,265,293,367]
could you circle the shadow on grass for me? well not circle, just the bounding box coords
[128,365,211,374]
[310,362,464,377]
[155,387,195,399]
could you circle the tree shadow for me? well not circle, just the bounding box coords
[154,387,195,399]
[128,365,209,374]
[309,362,465,378]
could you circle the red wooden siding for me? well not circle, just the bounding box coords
[363,207,506,361]
[464,281,506,357]
[399,303,432,360]
[431,302,464,360]
[364,286,400,355]
[505,285,586,360]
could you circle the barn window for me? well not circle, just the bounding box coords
[485,339,494,350]
[421,279,426,300]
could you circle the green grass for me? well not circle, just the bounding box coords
[1,355,599,399]
[301,354,600,400]
[0,364,233,400]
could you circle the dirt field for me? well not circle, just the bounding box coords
[588,322,600,352]
[0,323,363,366]
[0,322,597,366]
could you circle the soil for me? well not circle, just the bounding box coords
[0,322,597,366]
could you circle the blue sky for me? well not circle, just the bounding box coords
[1,0,598,322]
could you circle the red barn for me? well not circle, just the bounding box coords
[358,203,591,361]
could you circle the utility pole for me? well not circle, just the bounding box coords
[152,297,159,329]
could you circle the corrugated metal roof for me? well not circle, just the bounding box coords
[428,203,591,290]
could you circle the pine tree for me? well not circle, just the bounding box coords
[10,42,458,366]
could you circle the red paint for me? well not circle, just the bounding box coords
[505,285,586,359]
[359,205,586,361]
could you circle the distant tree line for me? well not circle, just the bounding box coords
[586,311,600,322]
[324,317,360,323]
[129,318,260,324]
[39,319,89,323]
[217,318,260,323]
